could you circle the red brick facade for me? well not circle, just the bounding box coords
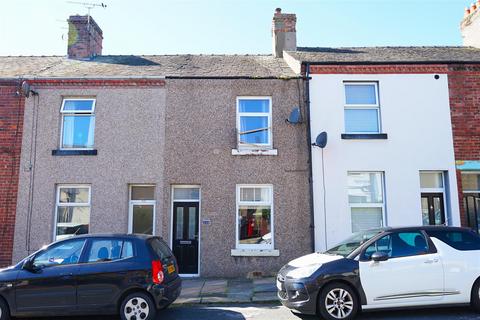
[309,63,480,228]
[0,82,24,267]
[447,64,480,227]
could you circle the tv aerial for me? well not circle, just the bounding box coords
[67,1,107,20]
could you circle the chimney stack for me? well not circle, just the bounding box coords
[461,2,480,48]
[67,15,103,59]
[272,8,297,58]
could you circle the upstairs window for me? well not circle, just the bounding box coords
[237,97,272,149]
[60,98,96,149]
[344,83,380,133]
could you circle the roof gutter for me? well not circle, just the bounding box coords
[165,76,302,80]
[302,60,480,65]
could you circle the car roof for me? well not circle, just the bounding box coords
[60,233,159,241]
[374,226,472,233]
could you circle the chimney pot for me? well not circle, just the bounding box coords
[275,8,282,14]
[67,15,103,59]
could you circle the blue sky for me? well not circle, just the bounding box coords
[0,0,473,56]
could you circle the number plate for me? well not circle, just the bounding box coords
[276,280,282,291]
[167,265,175,274]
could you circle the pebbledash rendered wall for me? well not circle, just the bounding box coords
[162,79,311,277]
[0,82,24,267]
[12,80,166,262]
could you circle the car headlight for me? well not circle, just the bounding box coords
[287,264,321,279]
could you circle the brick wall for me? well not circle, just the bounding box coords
[0,82,24,267]
[447,64,480,227]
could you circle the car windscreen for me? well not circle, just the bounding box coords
[149,238,173,260]
[325,229,383,257]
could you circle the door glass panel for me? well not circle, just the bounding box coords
[461,174,480,191]
[188,207,196,240]
[132,205,154,235]
[420,172,443,189]
[176,207,184,240]
[433,197,443,225]
[173,188,199,201]
[421,197,429,225]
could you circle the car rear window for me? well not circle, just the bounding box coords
[427,230,480,251]
[149,238,173,260]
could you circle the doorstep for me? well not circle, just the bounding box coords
[173,277,278,305]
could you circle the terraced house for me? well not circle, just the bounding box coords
[3,6,480,277]
[0,13,311,277]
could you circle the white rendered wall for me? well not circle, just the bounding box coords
[310,74,460,252]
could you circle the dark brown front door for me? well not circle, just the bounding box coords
[464,193,480,234]
[421,193,445,225]
[172,202,199,275]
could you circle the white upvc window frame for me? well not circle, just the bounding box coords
[60,98,96,150]
[344,82,381,134]
[347,171,386,232]
[54,184,91,241]
[128,184,156,236]
[235,184,274,250]
[236,97,273,150]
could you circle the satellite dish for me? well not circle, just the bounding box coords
[313,132,328,148]
[286,107,302,124]
[21,81,31,98]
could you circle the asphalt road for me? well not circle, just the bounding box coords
[24,304,480,320]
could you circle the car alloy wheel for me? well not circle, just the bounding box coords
[124,297,150,320]
[324,288,354,319]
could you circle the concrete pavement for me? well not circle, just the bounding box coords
[26,304,480,320]
[173,277,278,305]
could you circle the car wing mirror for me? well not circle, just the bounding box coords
[371,251,389,262]
[22,257,40,272]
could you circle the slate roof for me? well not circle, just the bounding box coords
[288,46,480,64]
[0,54,298,79]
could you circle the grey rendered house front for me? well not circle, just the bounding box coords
[7,13,311,277]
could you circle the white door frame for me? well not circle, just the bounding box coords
[170,185,201,277]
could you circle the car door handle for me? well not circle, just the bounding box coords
[59,272,74,278]
[424,258,439,264]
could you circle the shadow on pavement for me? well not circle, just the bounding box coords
[294,306,479,320]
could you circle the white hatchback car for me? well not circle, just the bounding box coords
[277,226,480,320]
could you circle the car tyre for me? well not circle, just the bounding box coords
[472,279,480,312]
[318,282,359,320]
[120,292,157,320]
[0,298,11,320]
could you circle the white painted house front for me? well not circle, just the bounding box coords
[309,73,460,251]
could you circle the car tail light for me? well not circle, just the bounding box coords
[152,260,164,284]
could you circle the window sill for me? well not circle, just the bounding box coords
[52,149,98,156]
[231,249,280,257]
[231,149,278,156]
[341,133,388,140]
